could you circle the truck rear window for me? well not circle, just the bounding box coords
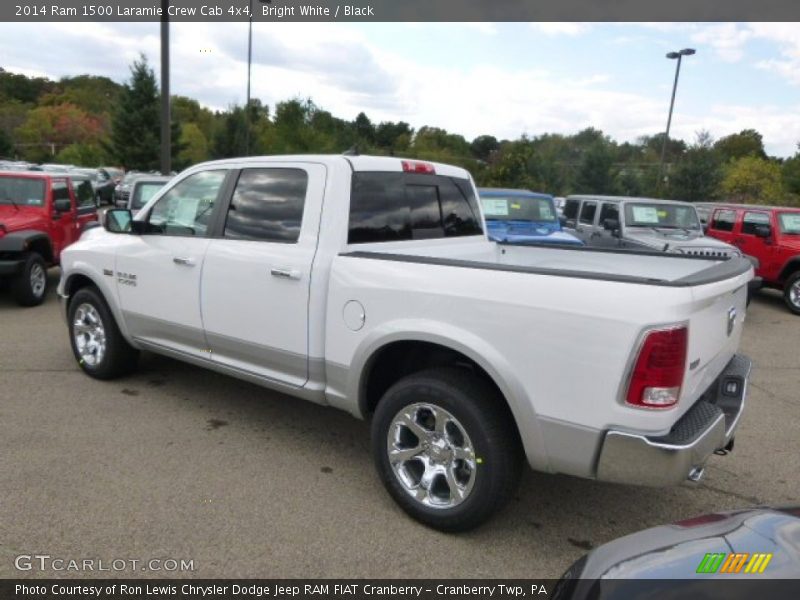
[348,172,483,244]
[0,177,45,207]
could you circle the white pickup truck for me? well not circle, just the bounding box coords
[58,155,753,531]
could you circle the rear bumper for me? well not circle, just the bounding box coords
[0,258,24,277]
[596,354,751,486]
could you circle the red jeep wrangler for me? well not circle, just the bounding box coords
[706,204,800,314]
[0,171,98,306]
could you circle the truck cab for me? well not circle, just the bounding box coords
[0,170,97,305]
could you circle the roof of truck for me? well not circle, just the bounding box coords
[189,154,472,180]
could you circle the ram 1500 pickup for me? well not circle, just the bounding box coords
[58,155,753,531]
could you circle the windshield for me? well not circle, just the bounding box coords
[131,182,165,209]
[624,202,701,230]
[778,212,800,235]
[0,177,46,207]
[480,195,557,222]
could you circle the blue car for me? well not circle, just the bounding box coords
[478,188,584,246]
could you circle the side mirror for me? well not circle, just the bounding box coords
[754,225,771,239]
[603,218,620,231]
[105,209,133,233]
[54,198,72,212]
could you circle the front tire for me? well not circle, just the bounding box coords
[784,272,800,315]
[68,286,139,379]
[371,367,522,532]
[11,252,48,307]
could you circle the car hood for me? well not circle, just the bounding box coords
[625,228,735,250]
[0,207,45,234]
[487,220,583,245]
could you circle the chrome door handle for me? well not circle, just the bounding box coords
[270,267,301,280]
[173,257,196,267]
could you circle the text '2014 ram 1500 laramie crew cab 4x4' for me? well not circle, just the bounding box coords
[58,155,753,531]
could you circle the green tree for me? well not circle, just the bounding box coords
[782,144,800,197]
[108,55,181,170]
[56,143,110,166]
[0,128,13,157]
[470,135,499,162]
[177,122,209,168]
[720,156,784,204]
[15,103,104,163]
[574,142,614,194]
[714,129,767,162]
[670,131,722,201]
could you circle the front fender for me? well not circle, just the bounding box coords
[347,319,550,472]
[0,229,51,254]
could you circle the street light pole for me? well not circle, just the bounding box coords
[160,0,171,175]
[245,0,253,155]
[658,48,695,189]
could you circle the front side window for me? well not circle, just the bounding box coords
[348,172,482,244]
[562,199,580,220]
[778,212,800,235]
[480,196,556,223]
[147,170,226,237]
[598,202,619,224]
[223,168,308,243]
[72,179,96,209]
[579,201,597,225]
[741,211,771,235]
[710,209,736,232]
[0,177,45,206]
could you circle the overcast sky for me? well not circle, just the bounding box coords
[1,22,799,156]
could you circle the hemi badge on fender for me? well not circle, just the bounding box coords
[689,359,701,371]
[103,269,113,277]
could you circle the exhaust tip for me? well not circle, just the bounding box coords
[687,467,705,483]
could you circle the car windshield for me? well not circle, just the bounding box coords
[0,177,46,207]
[778,212,800,235]
[131,182,165,209]
[480,195,557,222]
[624,202,701,230]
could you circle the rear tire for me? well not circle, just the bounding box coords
[371,367,522,532]
[784,272,800,315]
[11,252,48,307]
[68,286,139,379]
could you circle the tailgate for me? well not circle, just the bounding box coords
[681,267,751,408]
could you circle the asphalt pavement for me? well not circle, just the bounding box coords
[1,271,798,578]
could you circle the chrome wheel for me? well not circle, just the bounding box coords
[72,303,107,366]
[386,403,477,509]
[790,280,800,308]
[30,263,46,298]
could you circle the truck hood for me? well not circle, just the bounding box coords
[487,220,584,246]
[0,207,45,234]
[625,228,727,248]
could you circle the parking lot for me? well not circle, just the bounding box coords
[1,270,798,579]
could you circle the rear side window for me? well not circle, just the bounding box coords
[563,199,580,220]
[711,209,736,232]
[741,211,770,235]
[71,179,96,209]
[579,201,597,225]
[348,172,482,244]
[224,168,308,243]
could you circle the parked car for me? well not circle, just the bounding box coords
[0,170,98,305]
[115,175,171,215]
[69,167,117,205]
[113,170,142,207]
[478,188,583,246]
[561,195,742,258]
[59,155,753,531]
[706,204,800,314]
[556,506,800,596]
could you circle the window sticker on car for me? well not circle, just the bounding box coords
[510,202,521,209]
[657,210,668,218]
[482,198,509,216]
[632,206,659,223]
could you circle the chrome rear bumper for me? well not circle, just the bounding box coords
[596,354,751,486]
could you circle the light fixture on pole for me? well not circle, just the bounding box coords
[658,48,695,188]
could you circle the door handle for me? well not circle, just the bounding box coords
[173,257,196,267]
[270,267,302,280]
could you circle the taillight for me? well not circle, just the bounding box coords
[401,160,435,174]
[625,326,688,409]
